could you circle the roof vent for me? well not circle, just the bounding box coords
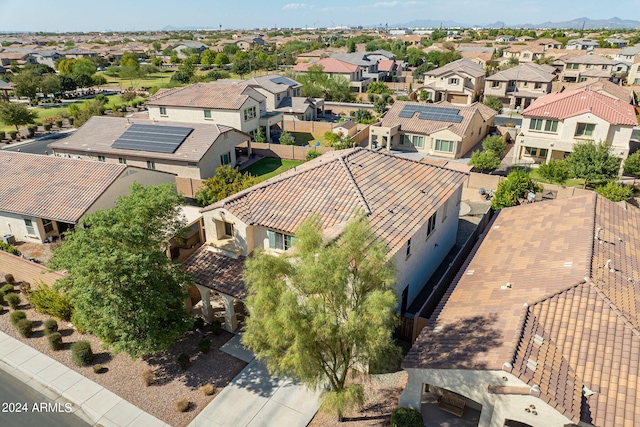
[605,259,615,272]
[583,385,596,397]
[500,282,512,289]
[530,384,541,396]
[595,226,602,243]
[466,270,475,275]
[502,362,513,372]
[433,325,443,334]
[526,358,537,371]
[533,334,544,345]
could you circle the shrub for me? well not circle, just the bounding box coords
[8,131,17,140]
[93,364,104,374]
[27,125,36,137]
[0,130,5,140]
[43,123,52,131]
[71,340,94,366]
[55,119,63,128]
[596,181,634,202]
[68,117,75,126]
[306,150,322,161]
[198,339,211,354]
[390,407,424,427]
[469,150,501,173]
[27,282,73,321]
[537,159,570,185]
[211,321,222,336]
[19,282,31,295]
[200,383,215,396]
[177,353,190,370]
[482,135,507,158]
[1,284,13,294]
[141,369,155,386]
[16,318,33,337]
[121,92,136,103]
[5,274,15,284]
[0,242,20,256]
[175,398,190,412]
[47,332,63,351]
[43,318,58,335]
[483,95,503,114]
[193,317,205,331]
[10,310,26,326]
[4,292,21,309]
[0,290,4,304]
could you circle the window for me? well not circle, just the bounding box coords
[448,78,459,85]
[97,155,105,162]
[524,147,548,157]
[534,82,543,89]
[579,77,587,82]
[427,212,437,237]
[434,139,455,153]
[602,65,608,70]
[491,80,500,87]
[635,78,640,84]
[24,219,35,235]
[567,63,579,69]
[529,118,543,131]
[267,230,296,251]
[204,110,212,119]
[147,161,156,169]
[522,81,528,87]
[42,219,54,234]
[404,135,424,148]
[406,238,411,258]
[118,157,127,164]
[159,107,167,116]
[224,222,234,237]
[220,152,231,165]
[575,123,595,137]
[523,53,530,58]
[243,106,257,121]
[544,120,558,132]
[585,64,592,69]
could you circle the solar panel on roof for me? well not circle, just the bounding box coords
[398,104,463,123]
[270,76,298,86]
[111,124,193,153]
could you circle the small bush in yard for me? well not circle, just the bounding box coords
[198,339,211,354]
[48,332,63,351]
[16,318,33,337]
[175,398,190,412]
[1,284,14,294]
[93,364,104,374]
[55,119,63,128]
[71,340,94,366]
[200,383,215,396]
[211,321,222,336]
[43,318,58,335]
[10,310,26,326]
[5,274,15,285]
[391,407,424,427]
[27,281,73,321]
[141,369,155,386]
[193,317,205,331]
[0,290,5,304]
[177,353,190,370]
[4,293,21,309]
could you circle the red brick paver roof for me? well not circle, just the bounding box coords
[146,81,265,110]
[182,246,246,299]
[293,57,360,74]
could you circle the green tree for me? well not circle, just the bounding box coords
[152,41,162,52]
[49,183,192,358]
[482,135,507,157]
[565,141,620,188]
[12,72,40,102]
[492,169,541,210]
[40,74,62,98]
[0,101,38,131]
[483,95,503,114]
[623,151,640,178]
[413,62,437,79]
[194,165,256,207]
[242,213,399,420]
[254,126,267,143]
[469,150,501,172]
[231,51,251,78]
[74,98,107,127]
[57,58,75,75]
[71,58,97,88]
[200,49,216,68]
[306,150,322,161]
[214,52,230,68]
[353,109,373,123]
[537,159,570,185]
[373,97,388,114]
[346,39,356,53]
[595,181,634,202]
[278,130,296,145]
[366,81,392,94]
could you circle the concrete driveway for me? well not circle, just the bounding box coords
[187,359,323,427]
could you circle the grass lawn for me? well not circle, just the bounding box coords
[529,168,586,187]
[99,71,177,89]
[240,158,304,183]
[290,132,329,146]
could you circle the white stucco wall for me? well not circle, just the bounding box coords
[400,368,577,427]
[0,212,42,243]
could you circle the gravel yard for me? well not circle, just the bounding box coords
[0,286,247,427]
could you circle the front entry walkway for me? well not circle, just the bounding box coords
[189,335,324,427]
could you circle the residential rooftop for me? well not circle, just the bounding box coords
[146,81,265,110]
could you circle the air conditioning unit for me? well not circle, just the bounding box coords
[2,234,16,245]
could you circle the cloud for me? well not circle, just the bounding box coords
[373,1,399,7]
[282,3,311,10]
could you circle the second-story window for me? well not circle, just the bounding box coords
[147,161,156,169]
[267,230,295,251]
[575,123,595,137]
[406,238,411,258]
[544,120,558,133]
[204,110,212,119]
[449,78,459,85]
[427,212,437,238]
[159,107,167,116]
[243,106,257,121]
[529,118,543,131]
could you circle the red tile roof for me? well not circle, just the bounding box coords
[404,194,640,426]
[0,151,125,223]
[377,59,397,72]
[203,148,467,258]
[293,57,360,74]
[181,247,246,299]
[146,81,265,110]
[522,87,638,126]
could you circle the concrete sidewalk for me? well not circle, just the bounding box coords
[0,331,168,427]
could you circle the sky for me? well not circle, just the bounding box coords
[0,0,637,32]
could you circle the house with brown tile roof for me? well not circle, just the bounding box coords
[420,58,486,105]
[513,87,637,166]
[400,193,640,427]
[49,116,251,180]
[484,63,556,110]
[0,151,174,243]
[146,81,284,142]
[184,148,468,331]
[552,77,636,105]
[559,54,614,83]
[294,57,370,92]
[368,100,496,159]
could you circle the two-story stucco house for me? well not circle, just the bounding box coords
[294,57,370,92]
[146,81,284,142]
[512,87,637,165]
[368,100,496,159]
[559,54,613,83]
[484,63,556,110]
[420,58,486,105]
[182,148,468,332]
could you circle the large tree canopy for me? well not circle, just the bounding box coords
[49,183,192,358]
[0,101,38,131]
[194,165,256,207]
[242,213,399,419]
[565,141,620,187]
